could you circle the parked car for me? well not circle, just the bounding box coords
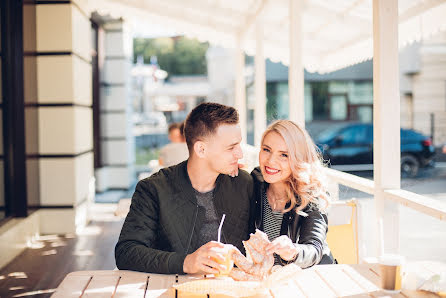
[316,123,435,177]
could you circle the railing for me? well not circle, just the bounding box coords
[325,168,446,222]
[325,168,374,195]
[242,143,446,223]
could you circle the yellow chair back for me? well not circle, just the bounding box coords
[327,199,358,264]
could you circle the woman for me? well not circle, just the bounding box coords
[251,120,335,268]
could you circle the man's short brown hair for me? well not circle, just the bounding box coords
[178,121,185,137]
[184,102,239,151]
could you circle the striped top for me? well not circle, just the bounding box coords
[262,190,284,265]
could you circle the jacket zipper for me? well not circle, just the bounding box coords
[185,204,198,254]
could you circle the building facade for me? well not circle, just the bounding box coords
[0,0,134,268]
[264,33,446,145]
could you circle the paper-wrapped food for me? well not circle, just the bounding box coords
[173,264,302,297]
[174,230,303,297]
[403,261,446,295]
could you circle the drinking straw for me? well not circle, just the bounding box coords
[217,214,226,243]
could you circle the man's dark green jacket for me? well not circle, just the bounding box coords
[115,160,253,274]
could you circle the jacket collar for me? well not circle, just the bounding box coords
[251,166,265,183]
[174,160,229,243]
[175,160,225,206]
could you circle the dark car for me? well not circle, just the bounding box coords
[316,123,435,177]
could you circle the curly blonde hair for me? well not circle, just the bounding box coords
[261,120,331,213]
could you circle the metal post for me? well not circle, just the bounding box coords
[430,113,434,143]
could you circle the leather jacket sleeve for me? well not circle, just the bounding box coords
[115,180,187,274]
[288,209,329,268]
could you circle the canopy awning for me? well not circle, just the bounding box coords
[147,82,210,97]
[88,0,446,73]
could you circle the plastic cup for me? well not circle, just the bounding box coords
[212,245,234,277]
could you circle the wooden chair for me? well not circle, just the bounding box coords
[327,199,359,264]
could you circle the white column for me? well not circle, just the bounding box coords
[96,21,134,192]
[235,33,247,142]
[373,0,401,255]
[288,0,305,127]
[254,21,266,146]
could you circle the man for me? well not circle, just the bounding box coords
[158,122,189,167]
[115,102,253,274]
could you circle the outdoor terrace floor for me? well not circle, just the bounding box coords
[0,204,124,298]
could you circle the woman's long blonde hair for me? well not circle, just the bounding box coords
[261,120,331,213]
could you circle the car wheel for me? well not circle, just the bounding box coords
[401,154,419,178]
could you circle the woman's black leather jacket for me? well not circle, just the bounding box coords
[251,167,335,268]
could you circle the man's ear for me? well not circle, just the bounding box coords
[193,141,206,158]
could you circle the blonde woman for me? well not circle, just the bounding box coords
[251,120,335,268]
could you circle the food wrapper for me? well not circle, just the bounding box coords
[403,261,446,295]
[173,264,302,297]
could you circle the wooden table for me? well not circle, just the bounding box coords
[51,264,439,297]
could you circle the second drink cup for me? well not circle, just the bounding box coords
[379,254,405,293]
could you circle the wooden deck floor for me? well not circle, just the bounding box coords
[0,204,124,298]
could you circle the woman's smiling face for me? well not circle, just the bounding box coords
[259,131,292,184]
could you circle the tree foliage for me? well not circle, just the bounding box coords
[133,36,209,76]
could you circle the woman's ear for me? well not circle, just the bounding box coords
[194,141,206,158]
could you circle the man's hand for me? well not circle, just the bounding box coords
[183,241,227,274]
[265,235,299,261]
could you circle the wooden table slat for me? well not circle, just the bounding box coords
[114,272,149,298]
[50,265,440,298]
[51,274,92,298]
[341,264,380,293]
[175,274,209,298]
[145,273,176,298]
[294,269,337,298]
[351,263,425,298]
[82,275,120,298]
[177,274,205,283]
[314,265,370,297]
[270,279,306,298]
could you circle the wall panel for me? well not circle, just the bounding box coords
[37,55,73,103]
[36,4,72,52]
[38,107,75,154]
[101,113,127,138]
[73,55,92,105]
[39,158,76,206]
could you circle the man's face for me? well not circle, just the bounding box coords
[204,124,243,175]
[169,128,183,143]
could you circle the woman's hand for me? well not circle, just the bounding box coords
[265,235,299,261]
